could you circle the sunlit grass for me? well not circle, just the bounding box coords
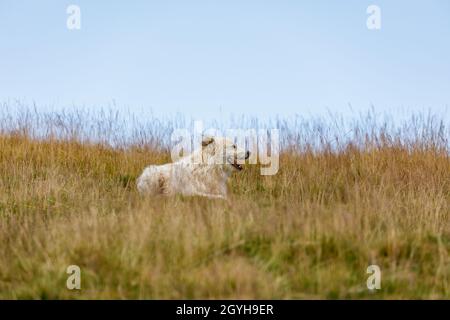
[0,106,448,299]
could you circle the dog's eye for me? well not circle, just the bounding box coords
[233,145,237,149]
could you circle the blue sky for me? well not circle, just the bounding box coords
[1,0,449,121]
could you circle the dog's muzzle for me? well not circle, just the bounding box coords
[231,151,250,171]
[232,163,243,171]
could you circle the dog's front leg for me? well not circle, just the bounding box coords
[195,192,227,200]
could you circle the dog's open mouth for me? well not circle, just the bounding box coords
[232,163,243,171]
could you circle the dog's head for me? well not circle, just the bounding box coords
[201,136,250,171]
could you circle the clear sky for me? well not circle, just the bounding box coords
[1,0,449,121]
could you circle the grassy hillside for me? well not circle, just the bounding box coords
[0,109,448,299]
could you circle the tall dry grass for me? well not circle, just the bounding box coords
[0,106,448,299]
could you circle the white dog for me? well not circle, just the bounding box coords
[136,136,250,199]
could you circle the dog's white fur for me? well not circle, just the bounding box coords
[137,136,249,199]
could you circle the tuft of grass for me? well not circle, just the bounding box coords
[0,107,448,299]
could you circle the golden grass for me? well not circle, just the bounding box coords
[0,111,448,299]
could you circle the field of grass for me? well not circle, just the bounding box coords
[0,108,448,299]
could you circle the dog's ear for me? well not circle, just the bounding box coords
[201,136,214,147]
